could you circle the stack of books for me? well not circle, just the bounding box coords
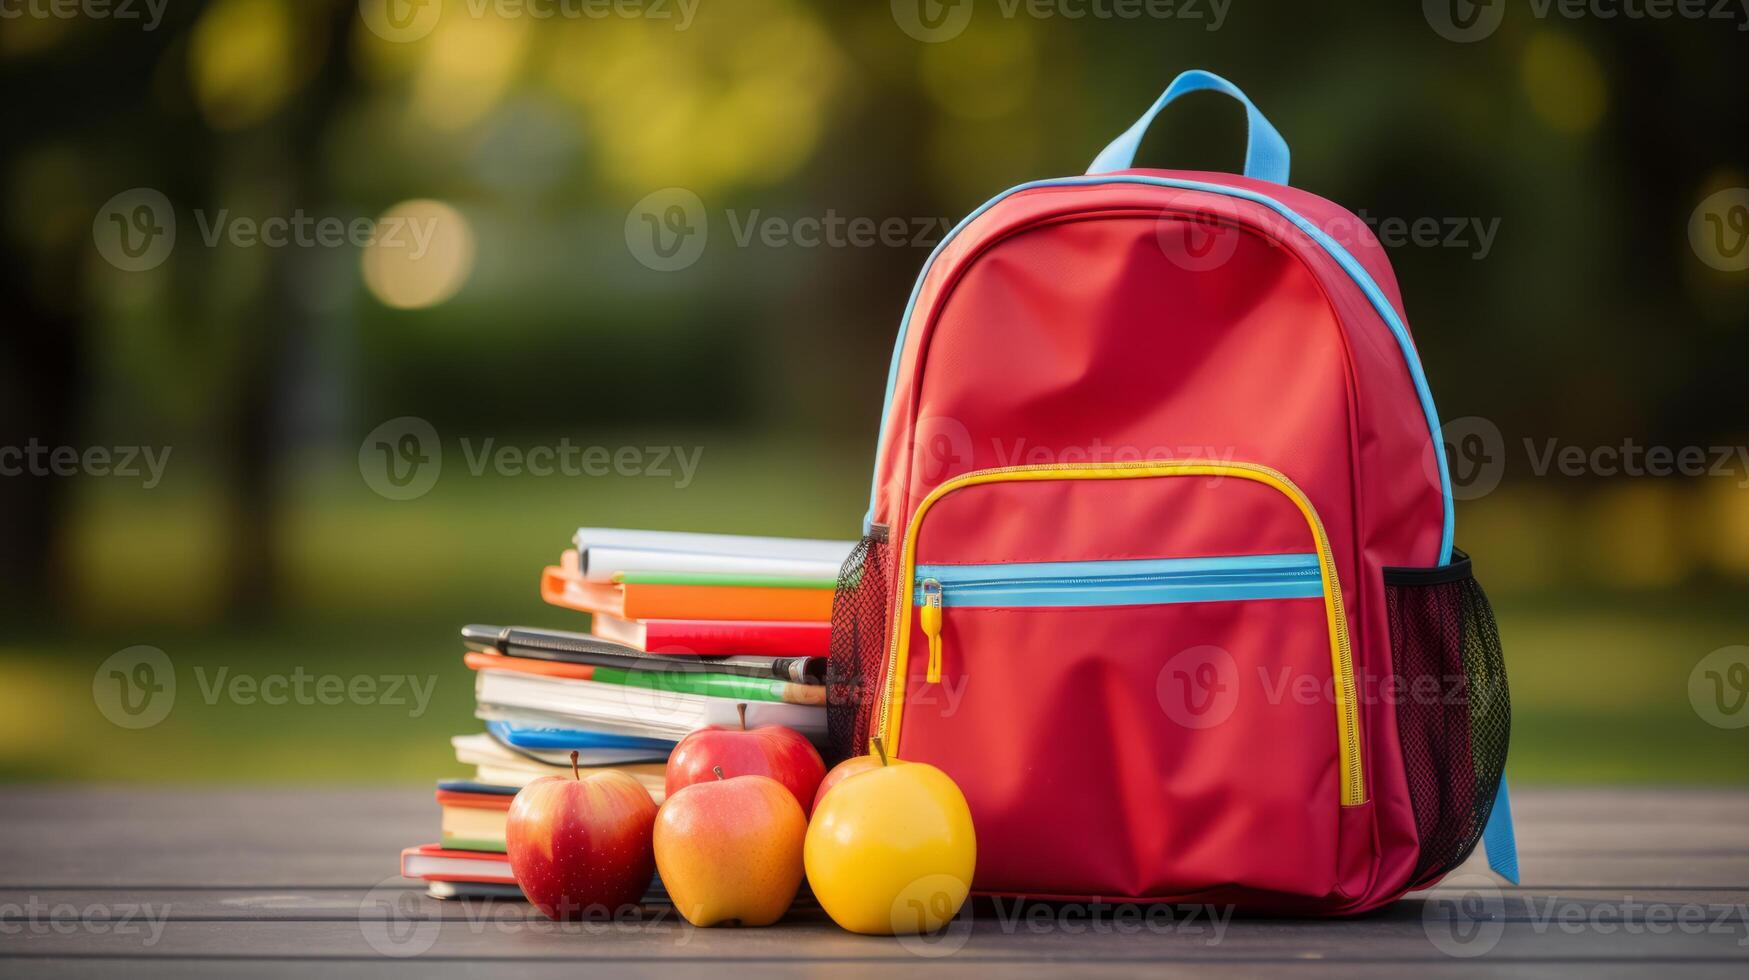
[400,528,854,899]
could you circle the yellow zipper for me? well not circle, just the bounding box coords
[873,459,1367,806]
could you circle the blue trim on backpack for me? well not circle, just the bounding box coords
[862,173,1457,566]
[913,553,1324,608]
[1483,779,1520,884]
[1088,70,1291,184]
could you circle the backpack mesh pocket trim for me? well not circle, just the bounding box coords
[826,533,892,765]
[1383,549,1510,888]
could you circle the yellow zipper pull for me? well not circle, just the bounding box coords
[920,578,944,682]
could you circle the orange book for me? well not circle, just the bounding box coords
[540,551,833,622]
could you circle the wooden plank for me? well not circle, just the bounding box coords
[6,787,1747,887]
[0,788,427,887]
[7,964,1747,980]
[3,886,1747,962]
[2,787,1747,971]
[4,908,1748,961]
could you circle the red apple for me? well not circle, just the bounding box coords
[812,753,886,812]
[654,767,806,926]
[505,751,658,921]
[666,704,826,813]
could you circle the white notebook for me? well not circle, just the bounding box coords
[472,670,827,743]
[573,527,856,583]
[449,733,668,801]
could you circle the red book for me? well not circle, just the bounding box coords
[400,844,514,884]
[590,614,831,657]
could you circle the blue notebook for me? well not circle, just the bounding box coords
[483,720,675,766]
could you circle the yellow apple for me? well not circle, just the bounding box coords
[653,770,805,927]
[803,752,976,935]
[811,753,887,811]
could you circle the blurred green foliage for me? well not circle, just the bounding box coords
[1,0,1746,783]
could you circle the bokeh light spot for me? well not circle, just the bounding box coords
[361,199,476,310]
[189,0,303,130]
[1520,31,1606,135]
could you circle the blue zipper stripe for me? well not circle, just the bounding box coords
[912,554,1324,608]
[864,175,1455,566]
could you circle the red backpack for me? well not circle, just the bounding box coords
[827,70,1516,913]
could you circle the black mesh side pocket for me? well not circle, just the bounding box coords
[826,530,892,765]
[1383,550,1510,888]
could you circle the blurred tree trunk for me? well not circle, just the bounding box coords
[0,262,82,619]
[220,5,359,620]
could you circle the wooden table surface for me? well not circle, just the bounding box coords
[1,786,1745,977]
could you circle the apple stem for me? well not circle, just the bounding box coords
[736,702,747,730]
[712,765,725,781]
[872,737,889,767]
[570,750,580,781]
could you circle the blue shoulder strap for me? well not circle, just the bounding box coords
[1087,69,1291,184]
[1482,779,1519,883]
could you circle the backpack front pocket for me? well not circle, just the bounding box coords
[881,461,1364,900]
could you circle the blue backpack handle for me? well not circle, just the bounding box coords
[1087,69,1291,185]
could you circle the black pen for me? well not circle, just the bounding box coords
[461,624,827,685]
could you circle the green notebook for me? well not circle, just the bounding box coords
[589,664,807,704]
